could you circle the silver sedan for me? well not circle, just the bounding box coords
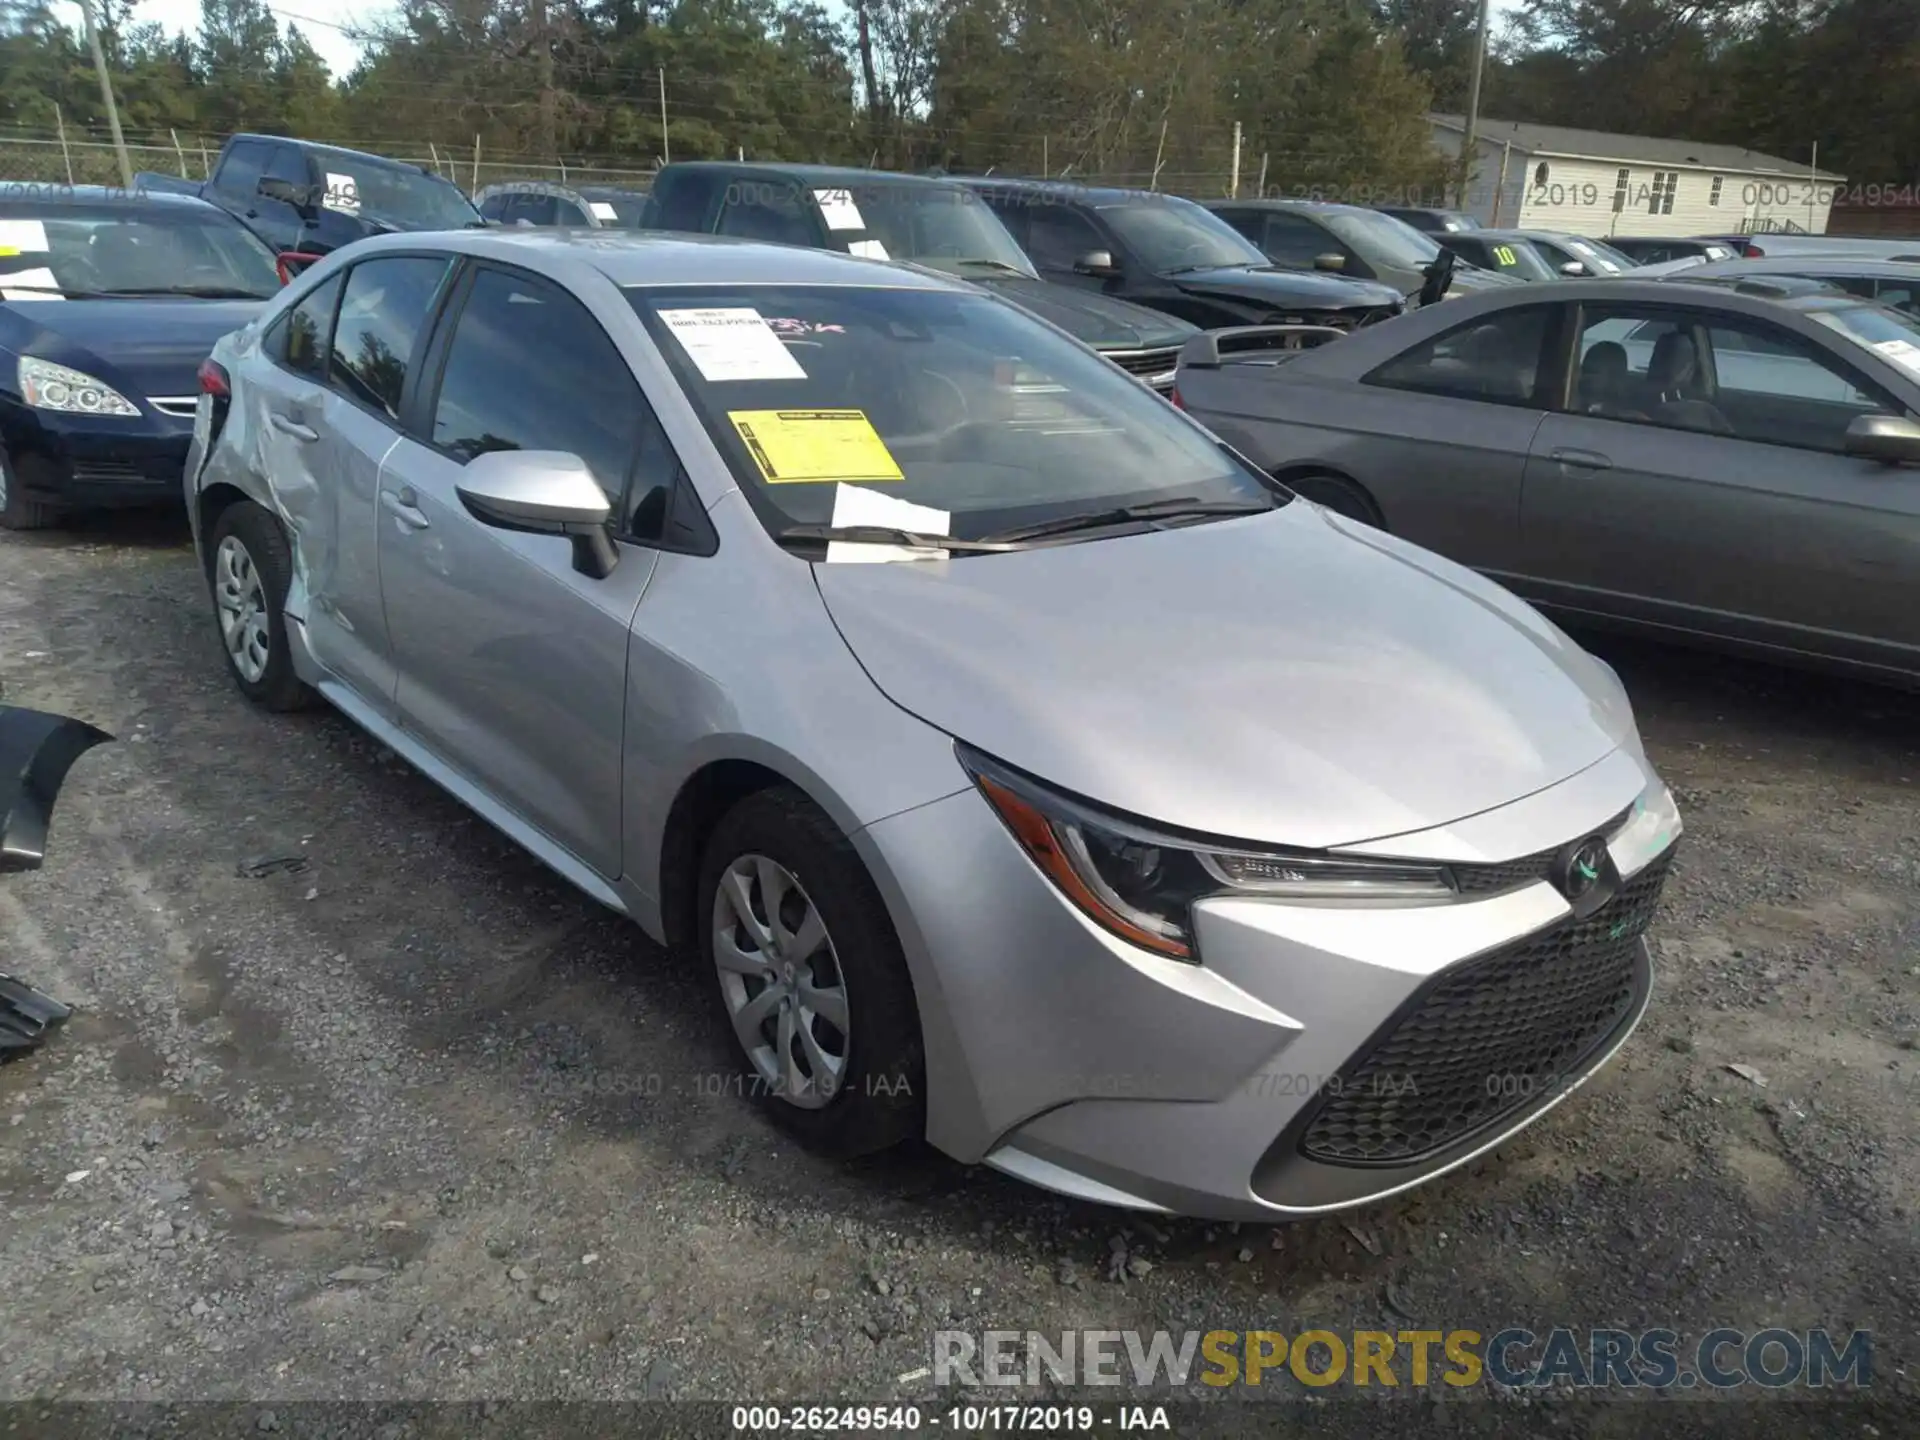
[185,229,1680,1219]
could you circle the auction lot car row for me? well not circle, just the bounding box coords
[4,149,1918,1223]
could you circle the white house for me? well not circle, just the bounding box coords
[1428,115,1845,237]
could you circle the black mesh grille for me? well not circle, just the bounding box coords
[1448,806,1634,897]
[1298,848,1675,1167]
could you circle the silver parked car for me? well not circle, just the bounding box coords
[1174,278,1920,688]
[185,229,1680,1219]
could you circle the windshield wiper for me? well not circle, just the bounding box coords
[87,285,274,299]
[982,496,1274,544]
[775,524,1021,554]
[951,258,1033,275]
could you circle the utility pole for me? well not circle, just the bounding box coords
[80,0,133,189]
[1455,0,1490,213]
[530,0,556,158]
[1228,120,1242,198]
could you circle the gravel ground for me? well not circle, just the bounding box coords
[1,512,1915,1436]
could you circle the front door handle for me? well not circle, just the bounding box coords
[1550,447,1613,471]
[268,413,317,443]
[380,489,430,531]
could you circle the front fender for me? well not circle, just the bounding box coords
[0,704,112,874]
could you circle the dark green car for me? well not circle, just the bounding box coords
[642,162,1198,392]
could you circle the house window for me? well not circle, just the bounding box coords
[1648,170,1678,216]
[1709,175,1724,207]
[1611,167,1630,214]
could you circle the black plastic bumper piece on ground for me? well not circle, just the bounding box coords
[0,702,113,874]
[0,973,71,1055]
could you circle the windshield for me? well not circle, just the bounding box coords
[1563,237,1632,272]
[1100,198,1269,273]
[1476,238,1558,282]
[584,193,648,227]
[311,156,480,230]
[818,183,1036,276]
[0,203,281,298]
[1323,210,1440,267]
[630,284,1271,545]
[1808,303,1920,378]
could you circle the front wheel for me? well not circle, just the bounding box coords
[205,501,318,712]
[0,449,60,531]
[1286,472,1386,529]
[697,787,924,1157]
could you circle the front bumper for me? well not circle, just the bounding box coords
[3,408,193,509]
[860,744,1680,1220]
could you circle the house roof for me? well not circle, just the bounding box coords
[1429,115,1846,181]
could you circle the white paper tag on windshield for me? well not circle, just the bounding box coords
[659,307,807,382]
[1873,338,1920,375]
[0,218,50,255]
[826,483,950,564]
[322,172,360,214]
[813,188,866,231]
[588,201,618,221]
[847,238,890,261]
[1,266,60,300]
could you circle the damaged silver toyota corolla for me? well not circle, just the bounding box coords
[183,229,1681,1219]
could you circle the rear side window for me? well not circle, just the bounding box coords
[429,267,645,510]
[648,170,727,231]
[554,199,589,226]
[1369,305,1556,406]
[477,193,510,221]
[715,183,818,247]
[328,256,450,419]
[269,274,342,378]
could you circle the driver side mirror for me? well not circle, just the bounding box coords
[257,176,316,213]
[1559,260,1588,276]
[1312,252,1347,272]
[1073,249,1118,277]
[1843,413,1920,466]
[455,449,620,578]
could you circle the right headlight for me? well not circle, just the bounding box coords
[17,356,140,417]
[959,745,1453,962]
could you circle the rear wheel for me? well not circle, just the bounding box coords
[0,449,60,531]
[697,787,924,1158]
[206,501,318,712]
[1286,472,1385,529]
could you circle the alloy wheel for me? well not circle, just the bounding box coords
[711,853,850,1110]
[213,534,270,683]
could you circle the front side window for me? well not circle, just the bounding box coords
[431,267,647,512]
[1099,198,1269,273]
[1020,205,1105,270]
[0,203,281,298]
[1571,304,1899,450]
[630,284,1272,544]
[478,193,510,221]
[216,141,269,199]
[328,255,450,419]
[1369,305,1555,405]
[1258,212,1339,267]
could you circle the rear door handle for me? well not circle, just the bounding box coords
[1550,447,1613,471]
[380,488,430,531]
[268,413,317,443]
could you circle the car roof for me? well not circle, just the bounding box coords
[0,183,225,214]
[1688,256,1920,279]
[578,184,648,199]
[961,177,1195,207]
[663,161,964,193]
[335,227,967,290]
[1204,198,1365,217]
[231,133,436,177]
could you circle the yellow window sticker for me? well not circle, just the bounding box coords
[728,409,905,485]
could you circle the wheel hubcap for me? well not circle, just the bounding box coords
[213,535,270,683]
[711,854,849,1110]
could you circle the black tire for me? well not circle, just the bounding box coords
[205,501,319,713]
[1286,472,1386,529]
[0,448,60,531]
[697,786,924,1158]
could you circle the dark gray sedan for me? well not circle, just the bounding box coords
[1174,279,1920,685]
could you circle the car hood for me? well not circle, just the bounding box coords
[973,277,1198,350]
[815,505,1635,850]
[1166,265,1403,310]
[9,298,262,400]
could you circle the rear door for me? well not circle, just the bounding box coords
[376,263,662,877]
[1519,300,1920,664]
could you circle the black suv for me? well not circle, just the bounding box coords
[642,162,1198,391]
[962,179,1405,331]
